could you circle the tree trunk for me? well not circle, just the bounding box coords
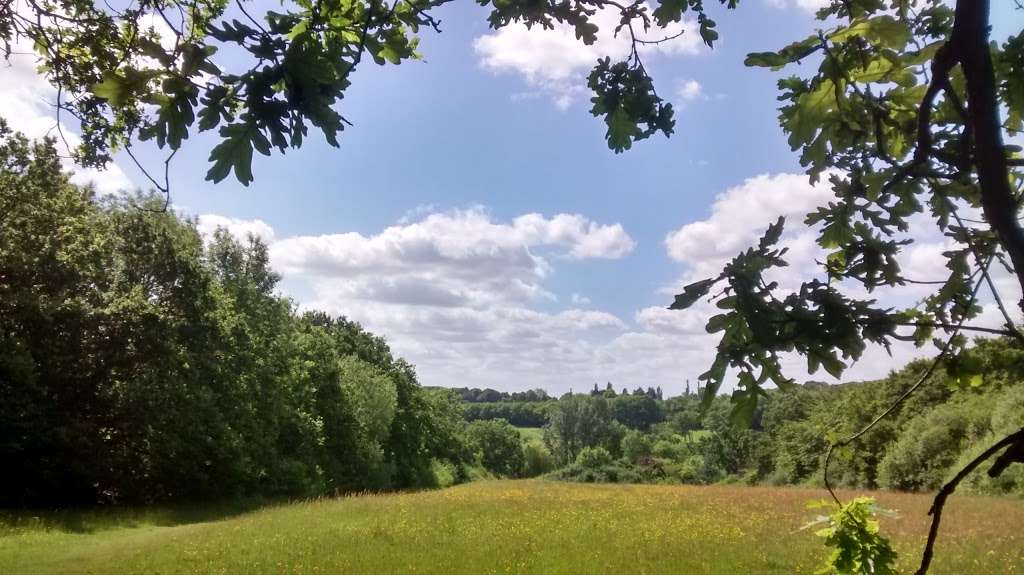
[955,0,1024,311]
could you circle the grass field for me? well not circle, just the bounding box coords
[516,426,545,444]
[2,480,1022,574]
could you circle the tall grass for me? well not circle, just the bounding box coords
[1,481,1021,574]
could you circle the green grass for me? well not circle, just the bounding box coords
[515,426,545,444]
[2,481,1022,574]
[685,429,711,441]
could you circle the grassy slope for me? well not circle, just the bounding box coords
[2,481,1022,574]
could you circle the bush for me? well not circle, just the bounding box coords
[951,386,1024,495]
[652,433,693,462]
[666,455,709,485]
[575,446,613,469]
[878,395,994,491]
[523,442,556,477]
[621,430,654,463]
[431,460,458,488]
[465,419,525,477]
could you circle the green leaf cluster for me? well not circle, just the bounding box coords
[805,497,898,575]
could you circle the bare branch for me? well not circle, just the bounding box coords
[914,427,1024,575]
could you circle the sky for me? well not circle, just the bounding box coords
[5,0,1023,396]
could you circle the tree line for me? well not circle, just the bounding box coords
[0,125,469,505]
[463,338,1024,493]
[440,387,553,403]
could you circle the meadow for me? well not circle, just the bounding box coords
[516,426,545,444]
[2,480,1022,574]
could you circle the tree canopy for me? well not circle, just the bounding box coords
[0,124,470,503]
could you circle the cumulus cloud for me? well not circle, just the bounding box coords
[196,214,276,244]
[665,172,834,285]
[269,207,635,309]
[675,79,704,106]
[190,177,1021,396]
[191,206,741,393]
[634,305,707,335]
[474,4,704,109]
[193,197,936,394]
[661,170,1024,389]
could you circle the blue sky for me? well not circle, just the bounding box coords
[148,0,813,315]
[7,1,1023,395]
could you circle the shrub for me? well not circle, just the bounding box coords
[575,446,613,469]
[878,395,994,491]
[652,434,692,462]
[464,419,525,477]
[523,442,556,477]
[621,430,653,463]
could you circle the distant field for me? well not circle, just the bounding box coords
[515,426,545,443]
[2,481,1022,574]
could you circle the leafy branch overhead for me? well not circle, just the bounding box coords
[670,0,1024,430]
[2,0,732,185]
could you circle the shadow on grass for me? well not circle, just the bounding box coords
[0,498,272,535]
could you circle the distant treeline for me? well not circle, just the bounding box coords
[460,338,1024,494]
[440,387,554,403]
[440,383,665,404]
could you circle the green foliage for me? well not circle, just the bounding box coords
[538,339,1024,493]
[609,395,664,430]
[878,394,992,491]
[522,441,556,477]
[621,429,654,463]
[0,127,469,504]
[463,401,551,427]
[701,397,772,478]
[3,0,744,183]
[587,58,674,153]
[805,497,897,575]
[575,446,614,469]
[465,419,525,477]
[669,0,1024,431]
[544,395,619,464]
[880,385,1024,493]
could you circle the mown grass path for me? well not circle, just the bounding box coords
[2,480,1022,574]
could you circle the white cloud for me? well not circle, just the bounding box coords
[675,79,704,105]
[765,0,830,13]
[190,176,1022,396]
[192,206,741,394]
[270,207,634,310]
[1,30,133,195]
[571,292,591,305]
[474,4,704,109]
[196,214,276,244]
[634,305,706,335]
[194,197,944,394]
[661,170,1024,389]
[665,172,834,284]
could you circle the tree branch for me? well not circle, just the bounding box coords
[820,257,989,506]
[914,427,1024,575]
